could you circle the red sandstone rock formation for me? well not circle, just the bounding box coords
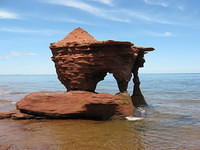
[16,91,134,120]
[0,28,154,121]
[131,46,154,107]
[50,27,134,92]
[50,27,154,107]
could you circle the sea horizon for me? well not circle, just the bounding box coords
[1,73,200,149]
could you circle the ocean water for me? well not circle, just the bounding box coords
[0,74,200,150]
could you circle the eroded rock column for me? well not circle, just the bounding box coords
[113,73,131,93]
[131,50,148,107]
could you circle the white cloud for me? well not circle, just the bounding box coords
[42,0,130,23]
[41,0,183,25]
[0,51,38,59]
[0,27,61,35]
[45,0,97,12]
[148,31,174,37]
[144,0,169,7]
[44,17,95,25]
[42,0,177,24]
[122,9,176,25]
[92,0,113,6]
[144,0,185,12]
[0,10,19,19]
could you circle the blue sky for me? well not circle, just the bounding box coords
[0,0,200,74]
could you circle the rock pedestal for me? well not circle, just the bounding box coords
[16,91,134,120]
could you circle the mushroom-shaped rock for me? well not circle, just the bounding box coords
[50,27,136,92]
[50,27,155,107]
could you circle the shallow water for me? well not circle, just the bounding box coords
[0,74,200,149]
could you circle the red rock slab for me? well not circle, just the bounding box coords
[16,91,134,120]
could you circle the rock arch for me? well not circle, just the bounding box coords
[50,27,154,107]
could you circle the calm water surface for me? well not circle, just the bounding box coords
[0,74,200,150]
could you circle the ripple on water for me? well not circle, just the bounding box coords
[0,117,200,150]
[0,74,200,149]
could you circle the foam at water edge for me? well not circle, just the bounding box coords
[135,107,146,117]
[125,116,144,121]
[11,102,17,104]
[0,88,11,95]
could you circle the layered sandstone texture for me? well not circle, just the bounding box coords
[50,28,136,92]
[16,91,134,120]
